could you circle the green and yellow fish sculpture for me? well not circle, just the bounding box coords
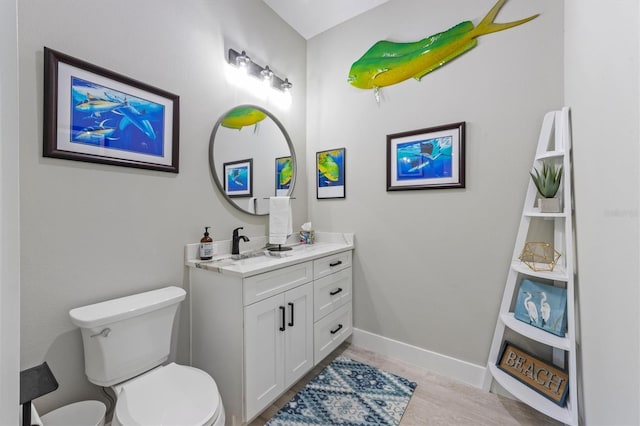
[221,106,267,130]
[348,0,539,94]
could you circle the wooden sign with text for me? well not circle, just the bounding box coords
[497,341,569,406]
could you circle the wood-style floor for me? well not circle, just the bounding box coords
[251,342,560,425]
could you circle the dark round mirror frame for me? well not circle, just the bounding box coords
[208,104,297,216]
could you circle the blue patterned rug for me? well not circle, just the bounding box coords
[266,356,417,425]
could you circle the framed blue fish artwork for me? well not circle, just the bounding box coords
[316,148,346,199]
[224,159,253,198]
[43,47,179,173]
[387,122,465,191]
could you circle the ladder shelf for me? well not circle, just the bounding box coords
[499,312,571,350]
[484,107,579,425]
[488,364,575,425]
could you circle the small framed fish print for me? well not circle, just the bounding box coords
[275,156,292,196]
[386,122,465,191]
[316,148,345,199]
[224,158,253,198]
[43,47,180,173]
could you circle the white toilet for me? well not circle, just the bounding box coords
[69,286,225,426]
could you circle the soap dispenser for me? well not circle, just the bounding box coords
[199,227,214,260]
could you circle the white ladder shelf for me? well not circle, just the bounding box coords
[483,107,579,425]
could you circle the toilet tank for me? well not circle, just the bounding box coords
[69,286,186,387]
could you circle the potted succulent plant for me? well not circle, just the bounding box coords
[530,161,563,213]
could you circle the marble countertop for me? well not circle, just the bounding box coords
[185,232,354,277]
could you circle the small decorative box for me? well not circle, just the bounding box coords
[514,279,567,337]
[299,230,315,244]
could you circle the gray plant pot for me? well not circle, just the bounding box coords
[539,197,561,213]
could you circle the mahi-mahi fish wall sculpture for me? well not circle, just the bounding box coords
[348,0,539,100]
[221,106,267,130]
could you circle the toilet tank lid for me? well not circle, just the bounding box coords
[69,286,186,328]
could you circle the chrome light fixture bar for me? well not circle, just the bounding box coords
[228,48,292,93]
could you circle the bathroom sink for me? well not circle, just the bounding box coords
[196,251,270,270]
[231,250,266,261]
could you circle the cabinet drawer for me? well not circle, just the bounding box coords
[244,261,313,306]
[314,303,352,364]
[314,268,352,320]
[313,251,352,279]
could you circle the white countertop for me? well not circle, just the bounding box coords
[185,232,354,277]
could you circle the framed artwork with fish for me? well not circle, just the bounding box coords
[387,122,465,191]
[43,47,179,173]
[224,158,253,198]
[275,156,292,196]
[316,148,345,199]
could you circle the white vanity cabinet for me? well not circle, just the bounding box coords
[244,279,313,420]
[188,239,353,425]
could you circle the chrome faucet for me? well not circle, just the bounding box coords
[232,227,250,255]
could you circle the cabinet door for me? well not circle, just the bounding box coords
[284,282,314,387]
[244,294,285,421]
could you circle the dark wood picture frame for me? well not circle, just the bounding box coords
[387,122,465,191]
[43,47,180,173]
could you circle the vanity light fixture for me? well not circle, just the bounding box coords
[261,66,274,82]
[227,48,292,93]
[280,78,293,92]
[235,50,252,70]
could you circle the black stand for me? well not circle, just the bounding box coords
[268,244,292,252]
[20,362,59,426]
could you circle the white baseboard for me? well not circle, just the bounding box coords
[351,328,487,388]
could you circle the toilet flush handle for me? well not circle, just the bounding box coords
[90,328,111,338]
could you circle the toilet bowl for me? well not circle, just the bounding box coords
[111,363,225,426]
[39,400,106,426]
[69,286,224,426]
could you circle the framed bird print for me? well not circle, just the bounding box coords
[514,279,567,337]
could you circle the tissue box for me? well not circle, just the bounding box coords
[299,230,315,244]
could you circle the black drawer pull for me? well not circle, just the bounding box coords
[329,288,343,296]
[279,306,286,331]
[329,260,343,267]
[330,324,343,335]
[288,302,294,327]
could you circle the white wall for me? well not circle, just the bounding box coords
[307,0,563,366]
[17,0,306,413]
[564,1,640,424]
[0,0,20,423]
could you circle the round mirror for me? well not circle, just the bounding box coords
[209,105,296,215]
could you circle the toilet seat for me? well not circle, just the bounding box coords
[113,363,222,426]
